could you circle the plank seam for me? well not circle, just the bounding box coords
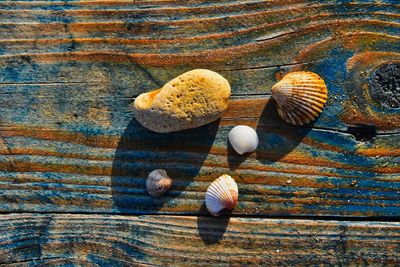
[0,211,399,222]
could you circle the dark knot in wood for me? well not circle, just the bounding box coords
[369,63,400,109]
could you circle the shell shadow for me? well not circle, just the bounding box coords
[197,204,231,245]
[227,140,251,171]
[111,119,219,213]
[256,98,315,163]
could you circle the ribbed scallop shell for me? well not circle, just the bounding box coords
[205,175,238,216]
[271,71,328,125]
[146,169,173,197]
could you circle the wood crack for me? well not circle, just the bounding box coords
[0,257,64,266]
[0,81,96,86]
[216,59,326,72]
[0,211,399,222]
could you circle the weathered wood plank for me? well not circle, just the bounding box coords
[0,1,399,131]
[0,1,399,216]
[0,116,399,216]
[1,1,399,131]
[0,214,399,266]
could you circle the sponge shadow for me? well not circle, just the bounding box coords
[111,119,219,213]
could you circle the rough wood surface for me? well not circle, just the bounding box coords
[0,213,399,266]
[0,1,399,217]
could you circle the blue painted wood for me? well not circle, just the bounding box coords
[0,1,399,217]
[1,1,400,265]
[0,214,399,266]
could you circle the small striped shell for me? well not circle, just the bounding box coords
[271,71,328,125]
[205,174,238,216]
[146,169,173,197]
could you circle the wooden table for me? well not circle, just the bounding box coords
[1,1,399,265]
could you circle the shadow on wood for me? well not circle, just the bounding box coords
[256,98,315,164]
[111,118,219,213]
[227,140,250,171]
[227,98,315,170]
[197,204,230,245]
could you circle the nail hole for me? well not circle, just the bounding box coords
[347,124,376,142]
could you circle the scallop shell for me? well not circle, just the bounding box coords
[228,125,259,155]
[205,174,238,216]
[146,169,173,197]
[271,71,328,125]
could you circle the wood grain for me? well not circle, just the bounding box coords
[0,213,399,266]
[1,112,400,216]
[0,0,399,217]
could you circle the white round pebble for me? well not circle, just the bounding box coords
[228,125,259,155]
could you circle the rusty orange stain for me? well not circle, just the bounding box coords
[346,51,400,70]
[340,103,400,130]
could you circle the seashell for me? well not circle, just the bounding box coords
[205,174,238,216]
[146,169,173,197]
[133,69,231,133]
[228,125,259,155]
[271,71,328,125]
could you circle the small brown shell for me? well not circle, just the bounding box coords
[271,71,328,125]
[146,169,172,197]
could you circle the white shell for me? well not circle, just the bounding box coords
[228,125,259,155]
[205,174,238,216]
[146,169,172,197]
